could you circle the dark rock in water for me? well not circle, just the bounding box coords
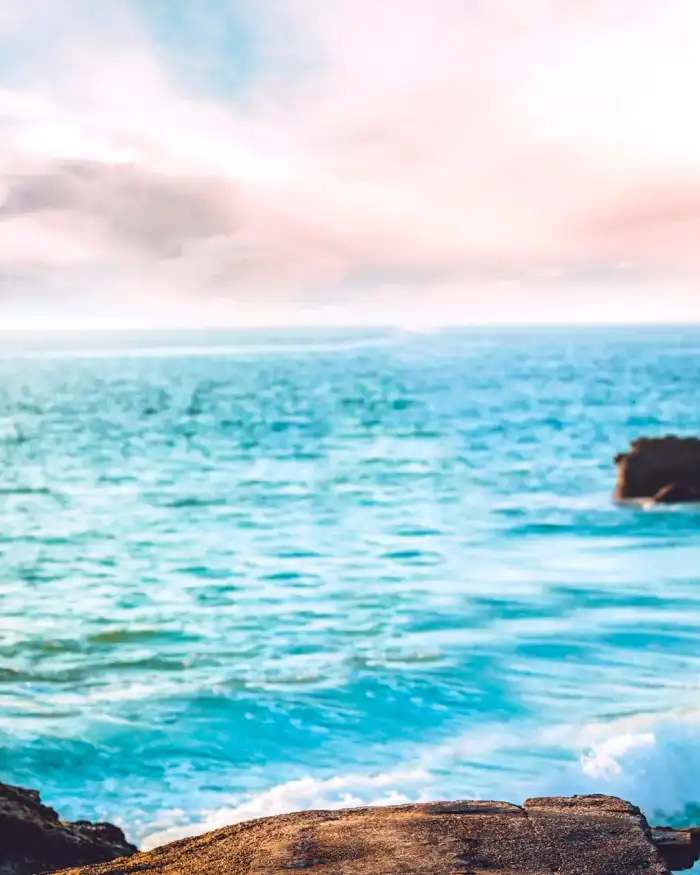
[614,436,700,502]
[651,826,700,872]
[652,482,700,504]
[0,781,136,875]
[52,794,700,875]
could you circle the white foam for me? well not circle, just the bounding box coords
[140,709,700,850]
[580,732,656,779]
[141,769,430,850]
[538,709,700,821]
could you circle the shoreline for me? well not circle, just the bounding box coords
[5,783,699,875]
[3,779,700,875]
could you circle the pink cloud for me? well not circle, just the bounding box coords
[0,0,699,325]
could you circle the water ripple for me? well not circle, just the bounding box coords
[2,328,700,842]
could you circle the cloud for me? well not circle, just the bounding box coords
[0,0,698,326]
[0,161,236,257]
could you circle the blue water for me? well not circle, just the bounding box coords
[2,327,700,847]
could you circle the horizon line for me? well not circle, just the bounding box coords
[2,323,700,335]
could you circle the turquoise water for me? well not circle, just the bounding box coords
[2,327,700,846]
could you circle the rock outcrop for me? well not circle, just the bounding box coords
[0,781,136,875]
[651,826,700,872]
[614,436,700,502]
[53,795,700,875]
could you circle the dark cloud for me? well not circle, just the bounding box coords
[0,160,236,258]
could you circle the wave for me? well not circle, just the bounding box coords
[141,770,430,850]
[541,709,700,823]
[139,708,700,850]
[0,337,397,362]
[0,487,52,495]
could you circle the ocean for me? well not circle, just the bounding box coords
[1,326,700,848]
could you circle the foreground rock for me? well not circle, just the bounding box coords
[55,795,699,875]
[0,781,136,875]
[614,436,700,502]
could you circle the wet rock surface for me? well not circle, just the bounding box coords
[0,781,136,875]
[53,795,696,875]
[614,436,700,502]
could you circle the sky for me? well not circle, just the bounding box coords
[0,0,699,328]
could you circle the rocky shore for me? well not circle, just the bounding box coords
[0,782,136,875]
[4,784,699,875]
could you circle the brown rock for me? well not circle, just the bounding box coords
[614,436,700,502]
[51,794,695,875]
[0,781,136,875]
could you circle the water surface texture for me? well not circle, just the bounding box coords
[2,327,700,845]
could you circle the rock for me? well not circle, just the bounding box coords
[652,483,700,504]
[651,826,700,871]
[614,436,700,502]
[51,794,698,875]
[0,781,137,875]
